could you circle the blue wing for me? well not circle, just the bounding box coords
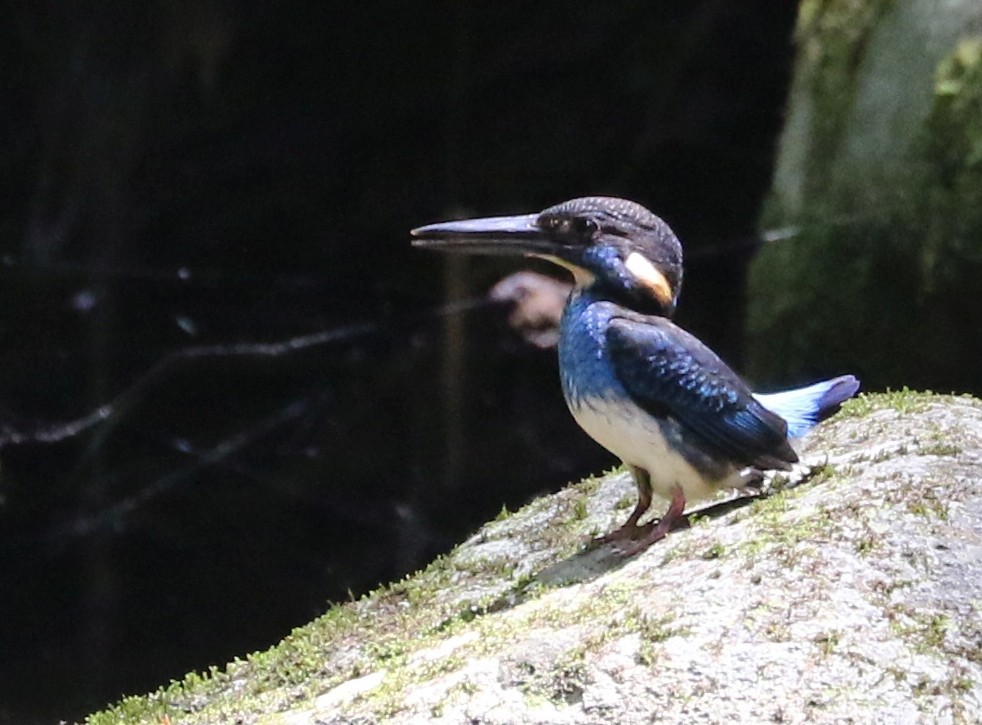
[606,315,797,471]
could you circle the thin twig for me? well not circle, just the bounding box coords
[0,296,488,451]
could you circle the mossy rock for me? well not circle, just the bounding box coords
[84,391,982,724]
[748,0,982,393]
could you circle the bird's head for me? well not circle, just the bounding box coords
[411,197,683,315]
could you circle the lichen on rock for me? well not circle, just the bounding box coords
[85,391,982,725]
[748,0,982,393]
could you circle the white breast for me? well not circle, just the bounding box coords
[569,395,733,502]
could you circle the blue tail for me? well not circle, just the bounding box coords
[754,375,860,439]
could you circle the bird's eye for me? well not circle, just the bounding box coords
[571,216,598,238]
[539,214,597,241]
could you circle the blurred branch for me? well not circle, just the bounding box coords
[0,208,891,455]
[0,322,371,451]
[44,395,314,541]
[0,297,488,452]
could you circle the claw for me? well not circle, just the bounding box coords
[593,463,655,545]
[617,486,687,557]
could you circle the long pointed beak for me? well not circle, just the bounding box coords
[411,213,559,256]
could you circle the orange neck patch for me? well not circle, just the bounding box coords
[624,252,674,308]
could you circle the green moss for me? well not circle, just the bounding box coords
[84,389,976,724]
[532,648,589,705]
[839,388,935,418]
[637,612,686,644]
[615,493,634,510]
[764,619,791,643]
[906,496,948,521]
[701,542,725,560]
[738,484,841,569]
[85,482,585,724]
[854,534,878,556]
[926,36,982,186]
[920,441,962,457]
[887,606,951,656]
[920,613,950,651]
[815,629,841,656]
[358,651,468,718]
[791,0,896,198]
[687,511,709,527]
[85,599,366,724]
[952,677,974,693]
[751,6,982,392]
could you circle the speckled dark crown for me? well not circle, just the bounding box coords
[540,196,683,290]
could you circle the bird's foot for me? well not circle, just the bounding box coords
[614,486,687,558]
[614,516,687,557]
[594,521,646,546]
[592,502,653,546]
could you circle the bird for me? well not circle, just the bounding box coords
[412,197,859,556]
[488,271,571,349]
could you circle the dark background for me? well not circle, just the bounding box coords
[0,2,808,722]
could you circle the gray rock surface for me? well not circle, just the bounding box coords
[268,393,982,725]
[748,0,982,390]
[86,393,982,725]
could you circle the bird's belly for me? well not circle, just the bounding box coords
[568,396,737,502]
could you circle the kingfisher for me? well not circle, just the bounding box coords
[412,197,858,556]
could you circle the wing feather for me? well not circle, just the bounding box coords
[606,316,796,470]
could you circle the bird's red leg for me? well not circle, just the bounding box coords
[618,485,687,557]
[597,465,652,544]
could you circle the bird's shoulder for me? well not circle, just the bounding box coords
[604,310,797,469]
[604,311,750,408]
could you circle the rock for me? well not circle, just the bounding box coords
[747,0,982,392]
[86,392,982,724]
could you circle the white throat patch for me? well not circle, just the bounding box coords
[535,254,596,287]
